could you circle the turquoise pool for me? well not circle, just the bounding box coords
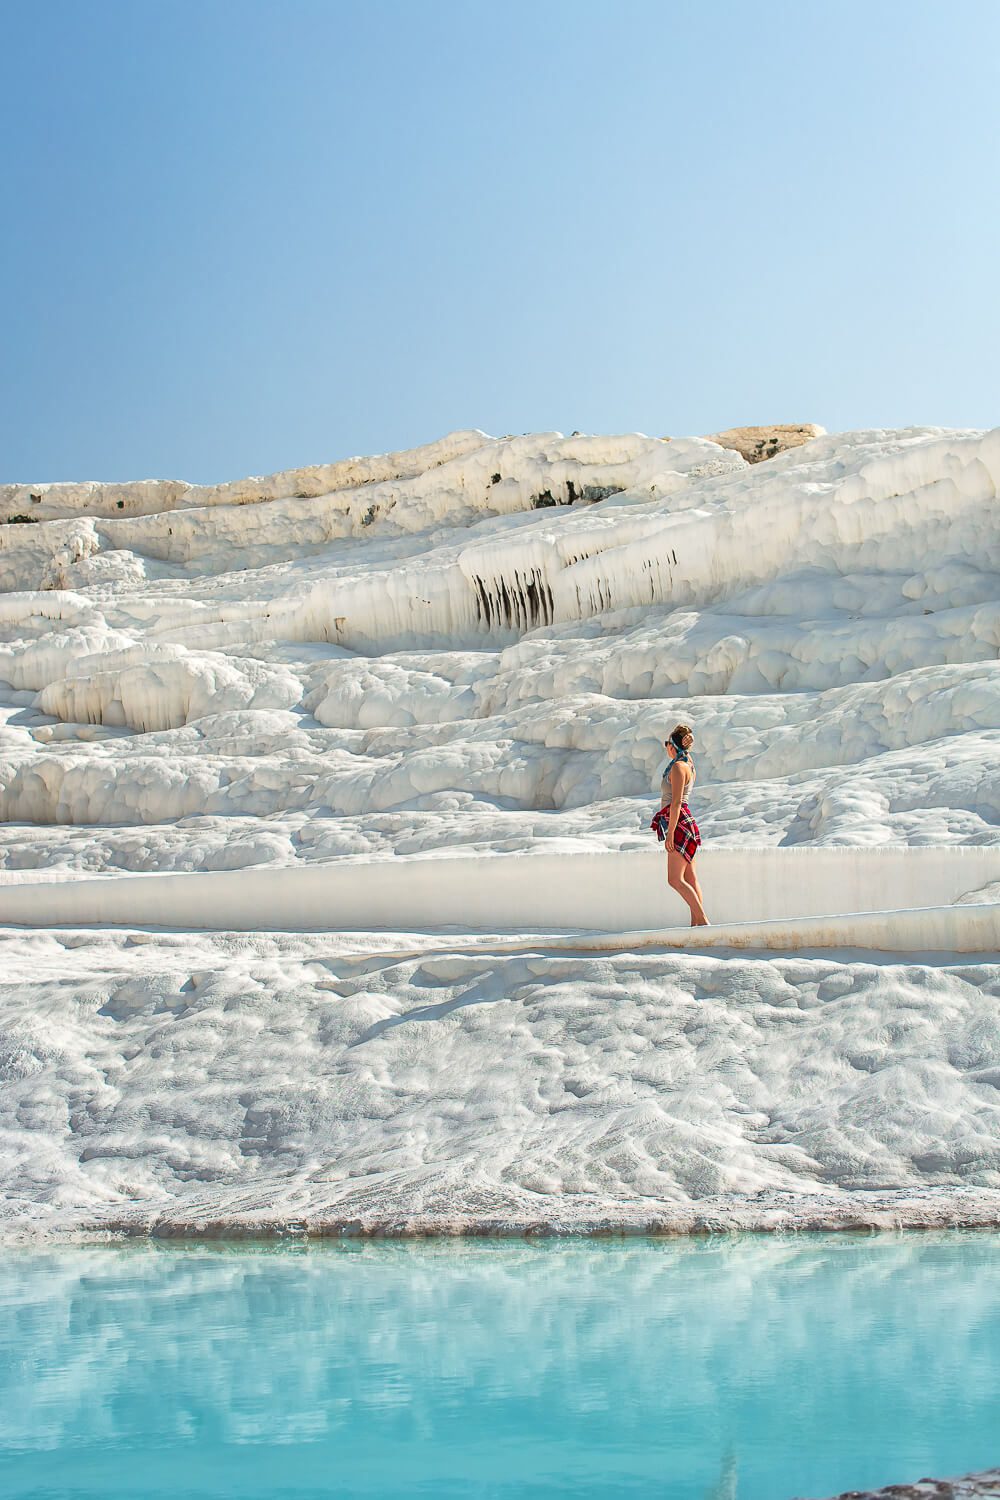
[1,1233,998,1498]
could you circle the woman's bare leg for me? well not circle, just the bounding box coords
[667,850,707,925]
[683,856,708,924]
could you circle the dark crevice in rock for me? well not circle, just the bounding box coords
[471,568,554,631]
[581,484,625,503]
[531,482,624,510]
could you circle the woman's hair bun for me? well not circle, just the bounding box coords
[670,723,693,749]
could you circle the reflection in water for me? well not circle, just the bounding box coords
[705,1451,738,1500]
[1,1234,999,1498]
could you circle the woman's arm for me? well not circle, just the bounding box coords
[666,761,686,839]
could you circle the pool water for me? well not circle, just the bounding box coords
[1,1233,998,1499]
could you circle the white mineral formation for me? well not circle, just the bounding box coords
[0,424,998,1237]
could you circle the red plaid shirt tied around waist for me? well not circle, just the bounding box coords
[650,802,702,862]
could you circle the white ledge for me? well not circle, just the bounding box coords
[1,847,999,950]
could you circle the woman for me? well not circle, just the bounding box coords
[651,723,709,926]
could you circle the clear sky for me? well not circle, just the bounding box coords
[2,0,998,482]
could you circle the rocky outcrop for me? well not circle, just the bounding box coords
[801,1468,1000,1499]
[702,423,826,463]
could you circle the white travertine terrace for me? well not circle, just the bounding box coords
[1,848,998,941]
[1,424,998,1238]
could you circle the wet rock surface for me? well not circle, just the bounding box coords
[803,1468,1000,1499]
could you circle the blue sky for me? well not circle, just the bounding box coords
[2,0,998,482]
